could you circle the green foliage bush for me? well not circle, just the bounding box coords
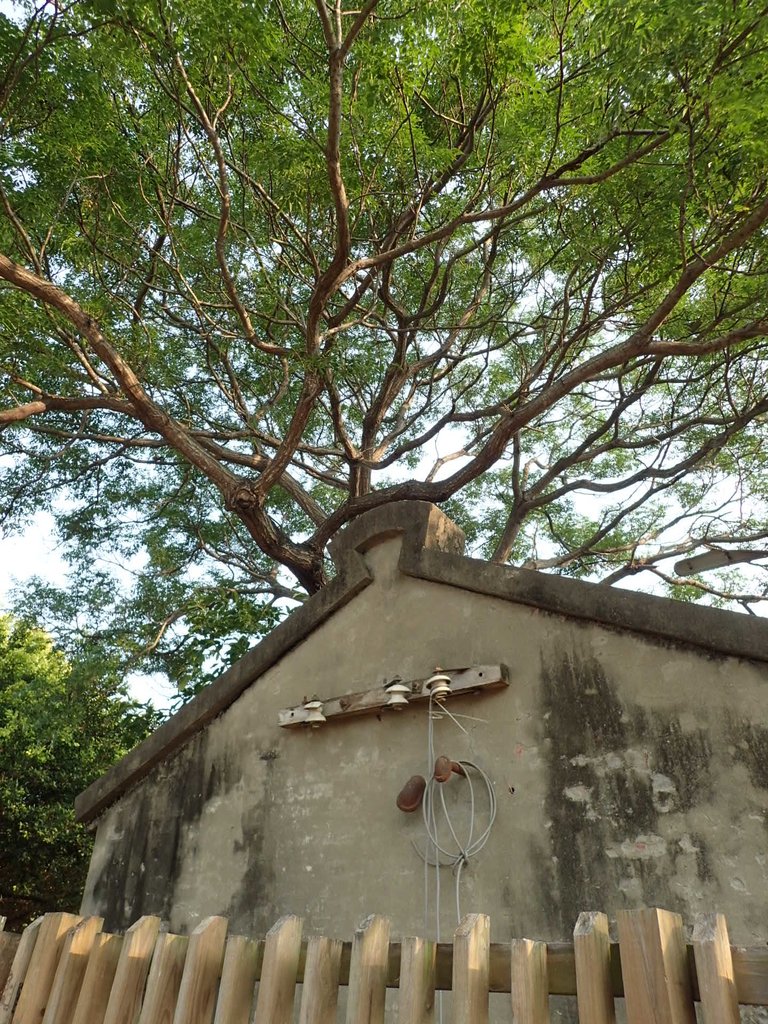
[0,616,160,930]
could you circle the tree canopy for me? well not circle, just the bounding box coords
[2,0,768,689]
[0,615,159,929]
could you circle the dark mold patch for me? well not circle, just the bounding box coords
[539,645,651,934]
[90,730,249,931]
[92,731,210,929]
[227,756,276,933]
[523,837,562,939]
[543,646,627,755]
[205,744,244,801]
[538,644,715,935]
[90,791,161,929]
[609,771,656,833]
[728,720,768,790]
[652,717,712,810]
[688,832,715,883]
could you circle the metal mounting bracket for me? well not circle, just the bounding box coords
[278,663,509,728]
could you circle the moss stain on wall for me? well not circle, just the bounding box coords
[538,644,717,936]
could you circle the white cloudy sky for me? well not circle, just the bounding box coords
[0,512,65,588]
[0,514,175,709]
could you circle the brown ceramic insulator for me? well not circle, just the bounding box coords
[396,774,427,812]
[433,755,453,783]
[434,756,466,782]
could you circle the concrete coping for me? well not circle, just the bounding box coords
[328,499,466,565]
[75,500,768,824]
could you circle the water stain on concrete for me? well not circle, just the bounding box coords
[539,643,715,936]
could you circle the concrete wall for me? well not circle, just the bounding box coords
[80,511,768,958]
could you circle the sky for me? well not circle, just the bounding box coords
[0,511,66,590]
[0,512,176,709]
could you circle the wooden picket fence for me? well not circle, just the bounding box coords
[0,906,766,1023]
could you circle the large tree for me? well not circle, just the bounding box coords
[2,0,768,688]
[0,615,159,929]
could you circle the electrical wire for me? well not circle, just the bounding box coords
[417,693,498,925]
[416,692,498,1024]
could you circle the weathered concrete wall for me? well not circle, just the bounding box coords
[80,515,768,959]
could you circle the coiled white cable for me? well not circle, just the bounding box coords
[417,694,498,927]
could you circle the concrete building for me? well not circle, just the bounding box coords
[78,501,768,953]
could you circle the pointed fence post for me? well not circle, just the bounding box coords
[71,933,124,1024]
[397,936,435,1024]
[172,916,227,1024]
[11,912,82,1024]
[252,915,303,1024]
[137,932,189,1024]
[0,931,19,997]
[102,916,162,1024]
[0,918,42,1024]
[345,915,391,1024]
[574,912,615,1024]
[617,909,695,1024]
[42,916,104,1024]
[213,936,261,1024]
[452,914,489,1024]
[510,939,549,1024]
[0,913,11,1005]
[692,913,740,1024]
[298,936,343,1024]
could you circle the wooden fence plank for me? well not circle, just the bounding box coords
[42,916,104,1024]
[732,946,768,1006]
[346,915,390,1024]
[12,912,81,1024]
[298,936,343,1024]
[692,913,740,1024]
[252,915,303,1024]
[5,907,768,1019]
[0,918,42,1024]
[397,936,435,1024]
[71,933,124,1024]
[0,935,20,998]
[80,932,742,1004]
[511,939,549,1024]
[213,936,260,1024]
[452,914,489,1024]
[172,916,227,1024]
[0,922,8,1010]
[574,912,615,1024]
[617,909,695,1024]
[137,933,189,1024]
[102,915,162,1024]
